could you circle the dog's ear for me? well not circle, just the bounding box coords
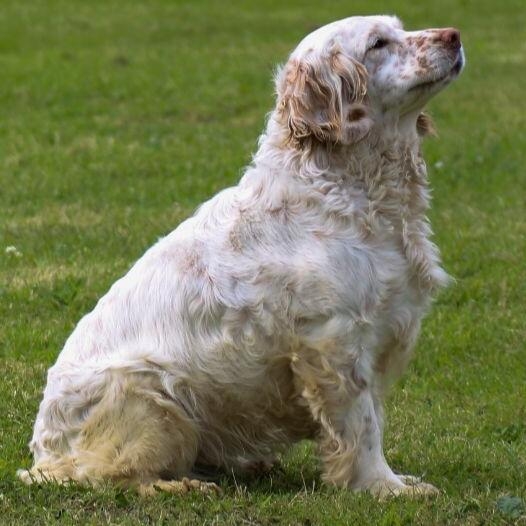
[276,49,372,148]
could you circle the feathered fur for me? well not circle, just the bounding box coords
[19,15,464,498]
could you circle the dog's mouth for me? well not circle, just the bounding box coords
[409,47,465,91]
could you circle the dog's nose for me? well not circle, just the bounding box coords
[439,28,461,50]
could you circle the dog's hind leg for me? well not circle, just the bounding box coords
[18,368,220,495]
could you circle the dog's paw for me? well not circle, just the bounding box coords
[139,477,222,497]
[243,459,278,477]
[233,455,280,477]
[17,467,72,486]
[366,477,439,500]
[396,474,422,485]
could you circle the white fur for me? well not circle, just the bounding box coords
[19,15,464,498]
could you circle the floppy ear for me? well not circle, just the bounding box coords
[276,49,372,148]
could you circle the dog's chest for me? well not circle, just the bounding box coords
[352,149,449,292]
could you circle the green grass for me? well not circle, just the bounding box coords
[1,0,525,524]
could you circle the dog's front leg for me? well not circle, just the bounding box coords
[291,346,438,498]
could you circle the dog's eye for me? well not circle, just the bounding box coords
[370,38,389,50]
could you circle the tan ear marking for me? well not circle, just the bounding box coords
[277,49,370,149]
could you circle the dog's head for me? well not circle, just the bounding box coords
[276,15,465,148]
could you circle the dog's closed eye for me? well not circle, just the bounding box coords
[369,38,389,51]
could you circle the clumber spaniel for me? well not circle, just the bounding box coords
[19,15,464,498]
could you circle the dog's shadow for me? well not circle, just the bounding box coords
[204,466,320,496]
[193,444,321,495]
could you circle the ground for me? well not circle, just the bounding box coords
[0,0,525,524]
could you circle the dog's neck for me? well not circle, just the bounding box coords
[255,110,424,183]
[247,112,448,292]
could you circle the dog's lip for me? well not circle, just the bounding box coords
[409,48,464,91]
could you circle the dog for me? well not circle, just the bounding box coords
[19,15,464,498]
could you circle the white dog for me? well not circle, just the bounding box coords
[19,15,464,498]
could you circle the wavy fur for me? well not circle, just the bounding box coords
[19,15,464,498]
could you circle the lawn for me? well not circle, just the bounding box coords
[1,0,525,524]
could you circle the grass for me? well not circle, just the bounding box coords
[1,0,525,524]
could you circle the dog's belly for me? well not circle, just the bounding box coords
[194,368,317,466]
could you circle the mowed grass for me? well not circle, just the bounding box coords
[1,0,525,524]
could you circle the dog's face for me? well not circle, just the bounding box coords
[277,16,464,147]
[359,17,465,113]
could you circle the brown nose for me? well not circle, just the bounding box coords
[439,28,461,50]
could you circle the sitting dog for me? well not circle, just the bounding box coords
[19,15,464,498]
